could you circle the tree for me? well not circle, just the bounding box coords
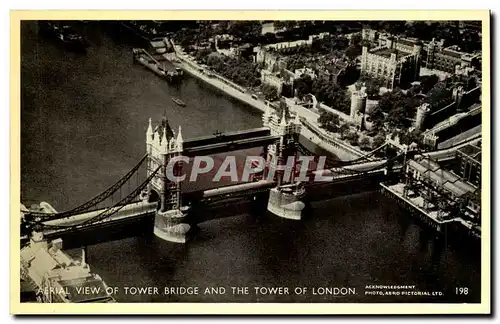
[345,44,361,61]
[359,137,371,151]
[330,114,340,126]
[261,84,278,101]
[345,131,360,146]
[369,106,385,130]
[425,81,452,108]
[376,89,421,130]
[318,109,332,126]
[206,52,224,68]
[420,74,439,94]
[399,130,422,146]
[228,21,262,41]
[382,21,407,36]
[319,112,341,132]
[194,48,213,62]
[372,134,386,149]
[339,123,350,139]
[365,79,380,98]
[407,84,422,97]
[274,21,297,32]
[311,78,351,115]
[294,75,313,99]
[350,34,362,46]
[387,106,412,129]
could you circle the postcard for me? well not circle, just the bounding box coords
[10,10,490,315]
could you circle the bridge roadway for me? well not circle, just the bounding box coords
[21,180,278,244]
[183,135,280,157]
[183,127,277,156]
[21,137,478,246]
[21,201,158,243]
[420,134,481,162]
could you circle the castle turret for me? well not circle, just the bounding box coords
[280,109,287,127]
[415,103,431,132]
[161,126,169,153]
[452,85,465,102]
[176,126,183,150]
[146,118,153,144]
[386,36,394,49]
[262,101,273,127]
[350,89,367,119]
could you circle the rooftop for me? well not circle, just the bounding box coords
[396,37,422,47]
[408,157,477,198]
[371,47,409,60]
[442,47,464,58]
[458,144,482,162]
[279,68,296,82]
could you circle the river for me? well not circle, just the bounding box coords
[20,21,481,303]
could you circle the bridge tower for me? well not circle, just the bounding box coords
[262,102,306,220]
[146,116,190,243]
[385,134,418,183]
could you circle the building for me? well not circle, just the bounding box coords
[326,59,352,85]
[421,103,481,149]
[255,48,286,71]
[405,156,480,221]
[361,28,378,42]
[424,39,481,73]
[261,22,276,35]
[360,37,422,89]
[361,29,481,75]
[455,143,481,187]
[259,38,313,52]
[375,34,423,53]
[455,62,476,79]
[294,67,316,80]
[261,68,296,96]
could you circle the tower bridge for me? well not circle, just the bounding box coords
[21,102,474,247]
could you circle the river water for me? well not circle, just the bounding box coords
[20,21,481,303]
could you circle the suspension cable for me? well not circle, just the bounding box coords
[40,166,161,230]
[24,154,148,221]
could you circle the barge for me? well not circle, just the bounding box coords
[38,21,88,52]
[171,97,186,107]
[132,48,183,83]
[21,232,115,303]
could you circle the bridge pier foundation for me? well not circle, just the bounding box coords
[153,207,192,243]
[267,185,306,220]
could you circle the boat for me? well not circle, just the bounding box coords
[20,234,116,303]
[133,48,183,83]
[58,25,89,52]
[38,21,88,52]
[172,97,186,107]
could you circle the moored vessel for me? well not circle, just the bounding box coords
[20,232,115,303]
[38,21,88,52]
[171,97,186,107]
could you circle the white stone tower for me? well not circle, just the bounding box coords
[262,102,301,186]
[350,89,367,118]
[262,101,305,220]
[146,115,189,243]
[415,103,431,132]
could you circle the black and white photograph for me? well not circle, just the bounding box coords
[11,11,490,314]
